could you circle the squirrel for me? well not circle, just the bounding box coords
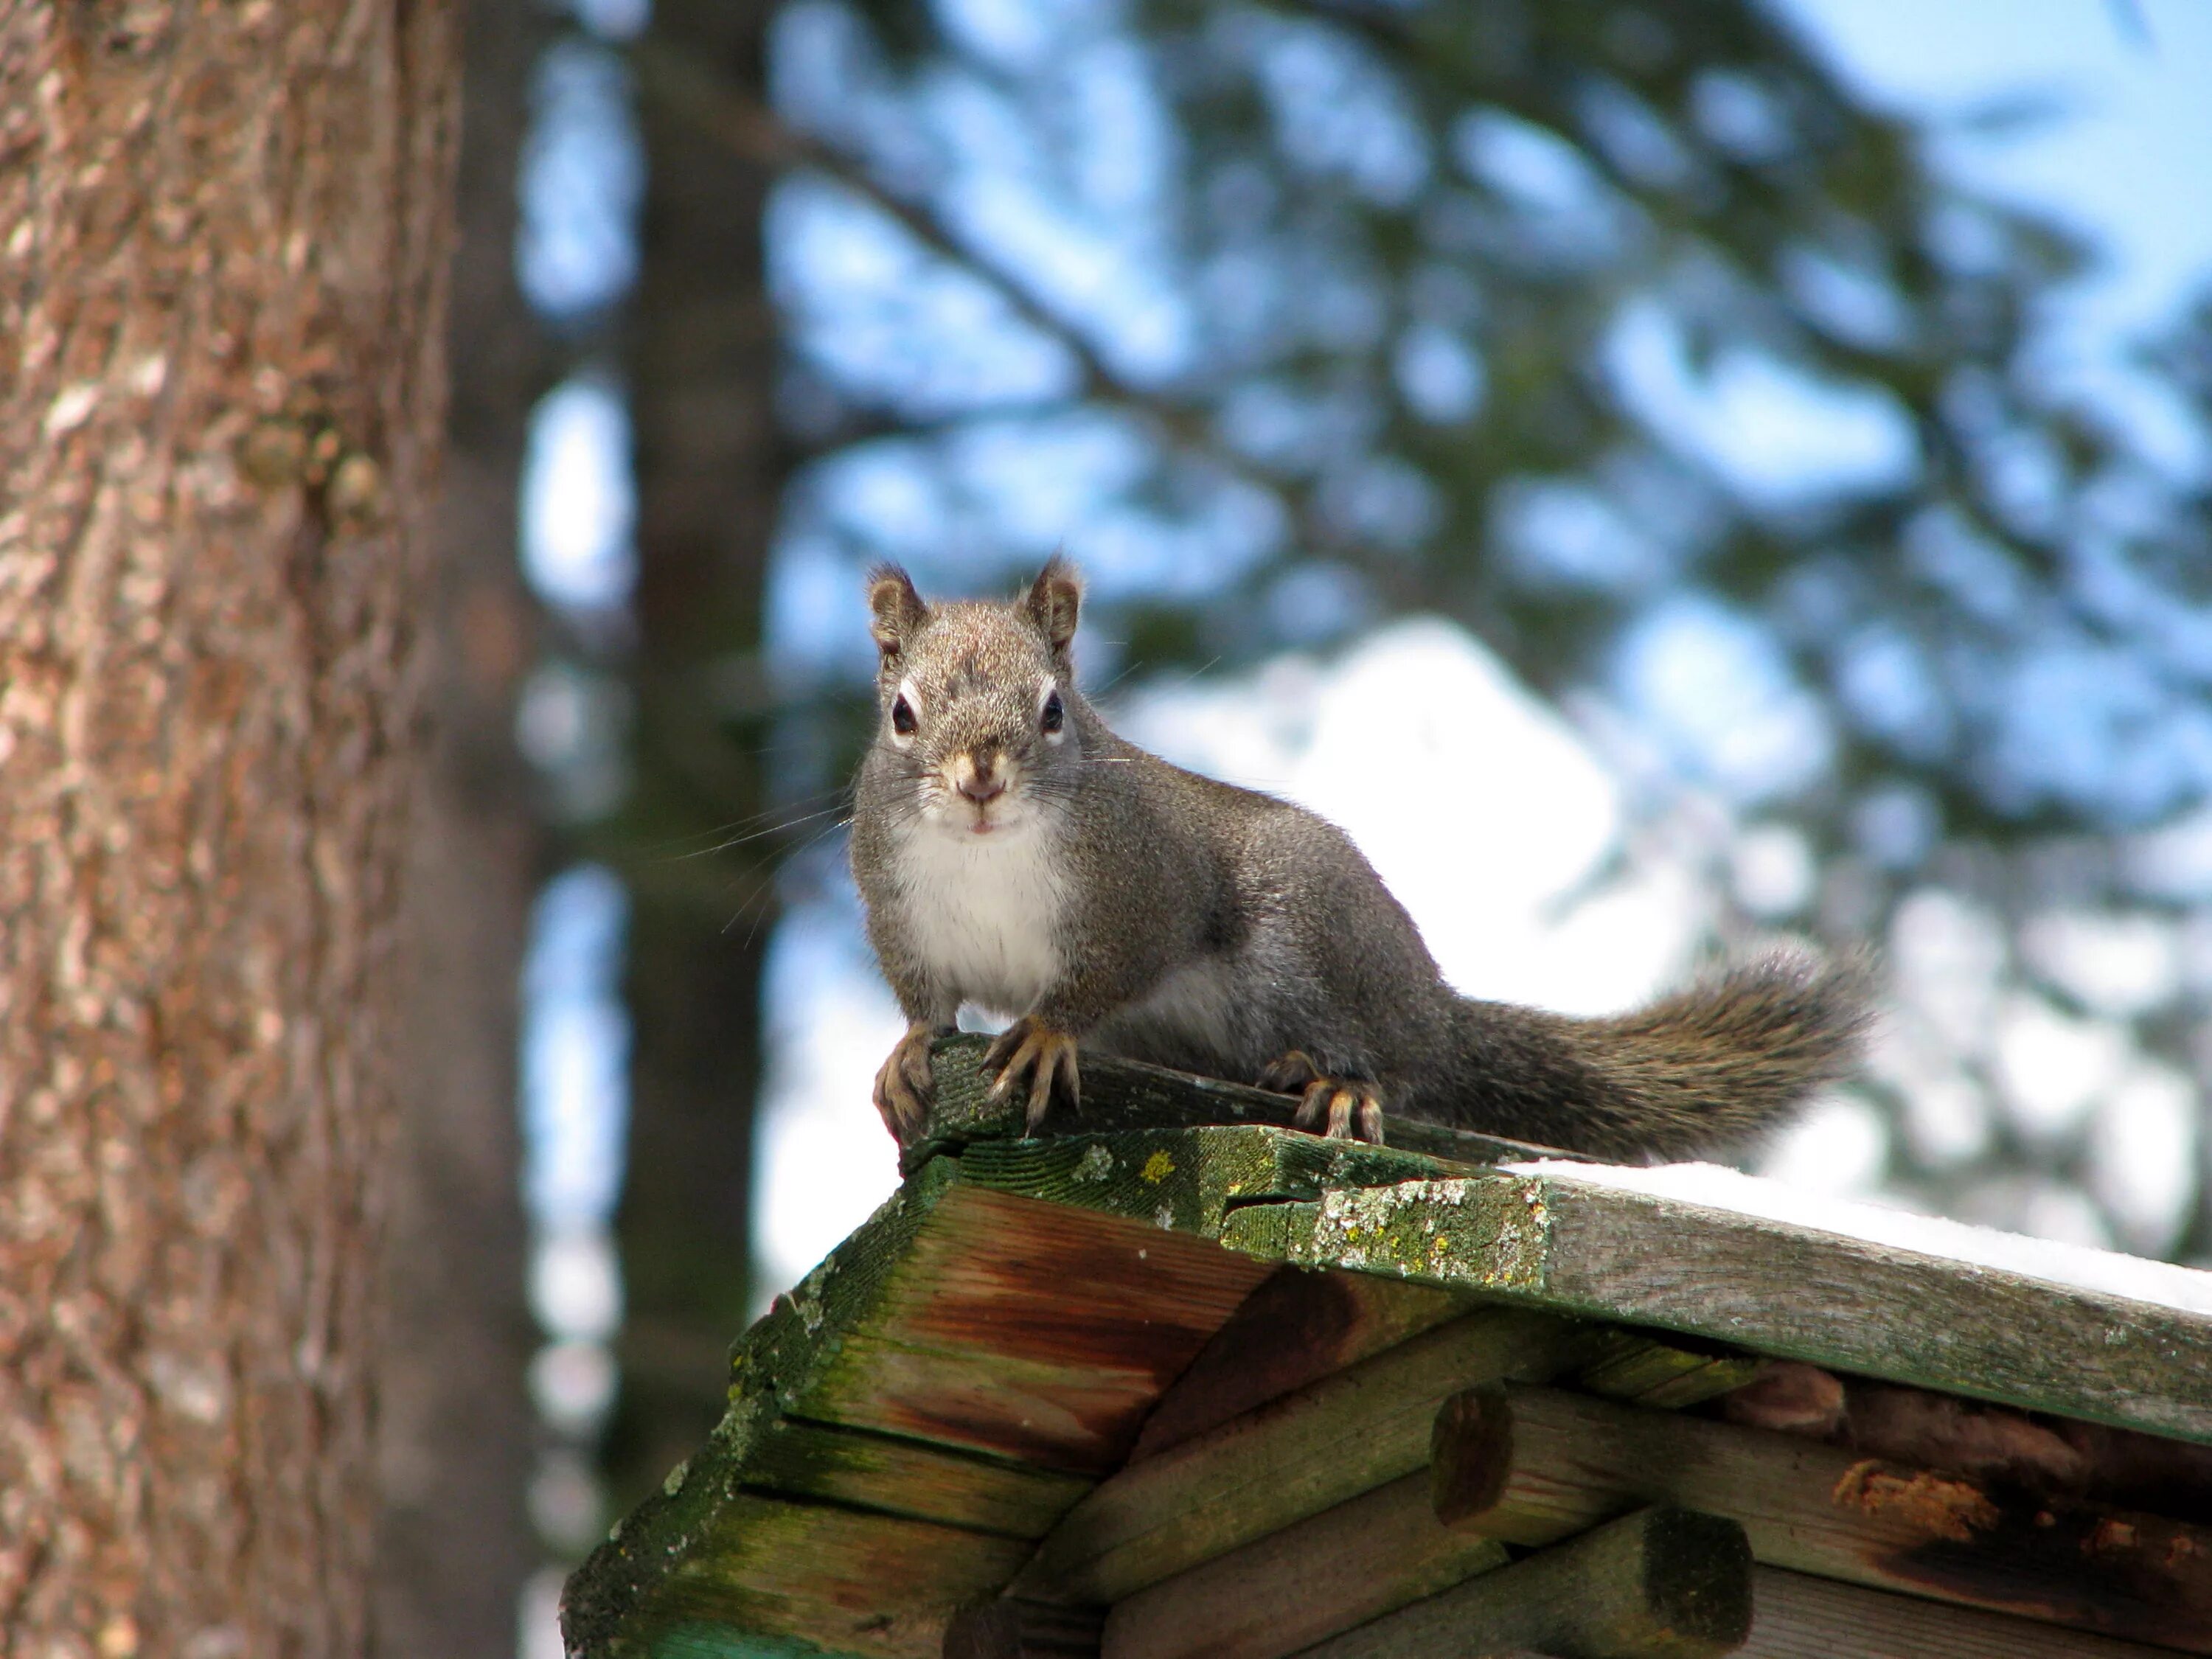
[849,557,1871,1161]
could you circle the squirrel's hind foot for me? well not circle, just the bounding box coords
[985,1015,1082,1132]
[1259,1051,1386,1144]
[1295,1079,1385,1143]
[873,1023,942,1147]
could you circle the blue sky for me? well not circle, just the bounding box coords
[1782,0,2212,470]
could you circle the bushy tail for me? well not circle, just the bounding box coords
[1434,948,1875,1163]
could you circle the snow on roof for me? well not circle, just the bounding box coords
[1508,1158,2212,1318]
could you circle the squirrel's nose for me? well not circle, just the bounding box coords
[956,754,1004,804]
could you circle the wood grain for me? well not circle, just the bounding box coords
[1100,1472,1509,1659]
[1127,1267,1472,1463]
[1105,1333,1792,1659]
[944,1599,1105,1658]
[1433,1384,2212,1652]
[1742,1566,2189,1659]
[746,1417,1093,1538]
[1293,1506,1753,1659]
[1573,1326,1767,1409]
[1221,1170,2212,1444]
[673,1493,1029,1614]
[566,1161,1264,1657]
[755,1175,1269,1474]
[1018,1307,1581,1604]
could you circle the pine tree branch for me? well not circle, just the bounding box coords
[627,38,1283,500]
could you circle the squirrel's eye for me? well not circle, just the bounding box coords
[891,695,918,737]
[1040,691,1065,734]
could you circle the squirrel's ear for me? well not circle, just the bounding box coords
[1022,554,1083,665]
[866,563,927,657]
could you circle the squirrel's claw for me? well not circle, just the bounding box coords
[872,1024,937,1147]
[1262,1051,1387,1144]
[984,1016,1081,1132]
[1292,1076,1386,1144]
[1258,1051,1324,1094]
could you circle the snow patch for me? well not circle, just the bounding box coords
[1507,1158,2212,1317]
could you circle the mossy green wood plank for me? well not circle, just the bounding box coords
[955,1127,1449,1238]
[1015,1306,1585,1604]
[632,1573,954,1659]
[737,1172,1266,1473]
[732,1155,969,1411]
[568,1161,1165,1658]
[639,1624,874,1659]
[566,1381,776,1658]
[745,1417,1092,1537]
[563,1379,1037,1658]
[1220,1172,2212,1445]
[866,1183,1270,1365]
[571,1148,1270,1658]
[778,1182,1270,1472]
[670,1495,1030,1618]
[910,1034,1560,1175]
[799,1333,1190,1475]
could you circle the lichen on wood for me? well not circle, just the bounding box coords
[909,1034,1553,1175]
[563,1151,1269,1656]
[956,1126,1451,1239]
[1222,1170,2212,1445]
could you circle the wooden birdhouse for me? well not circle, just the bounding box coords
[563,1037,2212,1658]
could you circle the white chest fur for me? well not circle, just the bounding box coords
[891,821,1067,1019]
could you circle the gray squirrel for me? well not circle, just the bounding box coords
[849,557,1869,1159]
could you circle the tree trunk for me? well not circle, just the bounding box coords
[605,0,785,1506]
[0,7,456,1655]
[375,0,544,1651]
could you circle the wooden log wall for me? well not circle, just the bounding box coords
[1013,1265,2212,1659]
[1296,1506,1753,1659]
[1430,1385,2212,1652]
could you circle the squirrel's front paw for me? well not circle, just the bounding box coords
[1259,1051,1386,1144]
[983,1016,1081,1132]
[872,1024,939,1147]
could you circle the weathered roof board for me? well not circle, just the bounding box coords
[903,1034,1559,1175]
[564,1040,2212,1659]
[1221,1170,2212,1444]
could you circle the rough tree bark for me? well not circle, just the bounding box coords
[606,0,786,1506]
[374,0,543,1651]
[0,7,456,1655]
